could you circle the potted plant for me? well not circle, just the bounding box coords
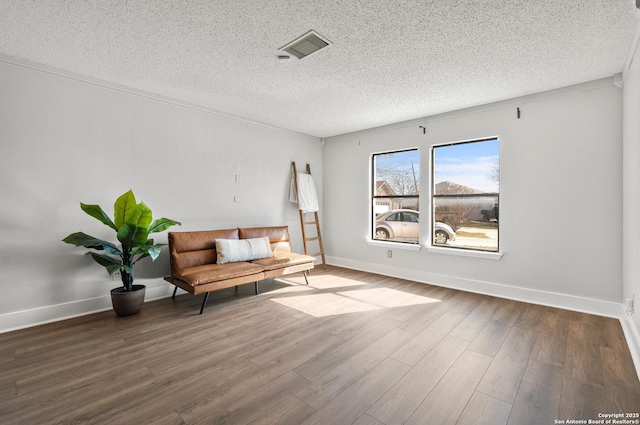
[63,190,180,316]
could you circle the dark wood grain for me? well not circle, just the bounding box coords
[507,359,563,425]
[1,265,638,425]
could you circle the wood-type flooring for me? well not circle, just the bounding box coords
[2,266,639,424]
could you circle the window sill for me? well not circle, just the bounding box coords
[367,239,422,251]
[426,245,503,260]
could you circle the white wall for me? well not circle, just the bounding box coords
[0,58,322,331]
[623,31,640,361]
[324,80,623,316]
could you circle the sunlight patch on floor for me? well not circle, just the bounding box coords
[271,287,440,317]
[267,284,315,294]
[338,288,440,309]
[306,276,369,289]
[272,293,379,317]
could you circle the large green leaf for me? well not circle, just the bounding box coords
[148,217,181,234]
[124,202,152,229]
[114,190,136,230]
[85,252,131,275]
[117,223,149,248]
[80,203,117,231]
[63,232,121,255]
[132,243,164,261]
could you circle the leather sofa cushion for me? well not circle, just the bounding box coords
[173,262,265,287]
[168,228,239,271]
[250,252,315,271]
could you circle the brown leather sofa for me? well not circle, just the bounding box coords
[164,226,315,313]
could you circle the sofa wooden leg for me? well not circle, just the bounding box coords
[255,281,259,295]
[199,292,210,314]
[172,286,178,298]
[303,271,309,285]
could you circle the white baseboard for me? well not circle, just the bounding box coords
[0,282,175,334]
[620,311,640,381]
[326,256,621,316]
[326,255,640,380]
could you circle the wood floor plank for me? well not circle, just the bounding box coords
[404,350,493,425]
[147,412,187,425]
[296,327,413,410]
[530,310,569,367]
[367,335,469,425]
[476,325,538,403]
[4,365,156,425]
[455,391,512,425]
[246,324,343,367]
[467,304,522,357]
[294,316,404,382]
[599,316,628,349]
[352,413,385,425]
[600,345,640,412]
[0,379,15,402]
[300,357,410,425]
[390,309,468,366]
[246,396,316,425]
[559,377,608,420]
[192,371,310,425]
[448,297,500,342]
[399,287,465,334]
[176,359,297,424]
[507,359,563,425]
[513,302,547,331]
[99,358,255,425]
[564,318,604,387]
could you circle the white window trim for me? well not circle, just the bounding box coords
[367,239,422,251]
[429,136,501,258]
[426,245,502,259]
[370,147,421,250]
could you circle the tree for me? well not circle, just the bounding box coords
[435,202,481,232]
[376,160,419,196]
[488,160,499,187]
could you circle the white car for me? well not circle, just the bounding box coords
[375,209,456,244]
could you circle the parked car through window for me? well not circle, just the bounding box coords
[375,209,455,245]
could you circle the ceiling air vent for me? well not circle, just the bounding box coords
[280,30,331,60]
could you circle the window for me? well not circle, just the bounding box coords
[432,138,499,252]
[372,149,420,244]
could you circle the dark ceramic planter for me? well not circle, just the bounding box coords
[110,284,146,317]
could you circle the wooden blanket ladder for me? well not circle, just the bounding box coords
[292,161,326,269]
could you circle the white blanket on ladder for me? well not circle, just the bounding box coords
[289,172,319,213]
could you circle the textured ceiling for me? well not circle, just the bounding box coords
[1,1,639,138]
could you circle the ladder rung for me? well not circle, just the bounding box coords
[308,252,323,257]
[304,221,317,225]
[305,237,319,242]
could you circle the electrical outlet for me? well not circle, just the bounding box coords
[626,293,635,310]
[625,292,635,316]
[111,270,121,281]
[387,250,392,258]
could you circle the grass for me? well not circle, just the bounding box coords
[456,231,490,238]
[464,220,498,229]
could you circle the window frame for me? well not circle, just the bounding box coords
[370,148,420,246]
[430,137,501,255]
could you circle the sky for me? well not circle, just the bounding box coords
[374,139,499,193]
[433,139,499,193]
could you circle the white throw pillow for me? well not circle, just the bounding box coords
[215,237,273,264]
